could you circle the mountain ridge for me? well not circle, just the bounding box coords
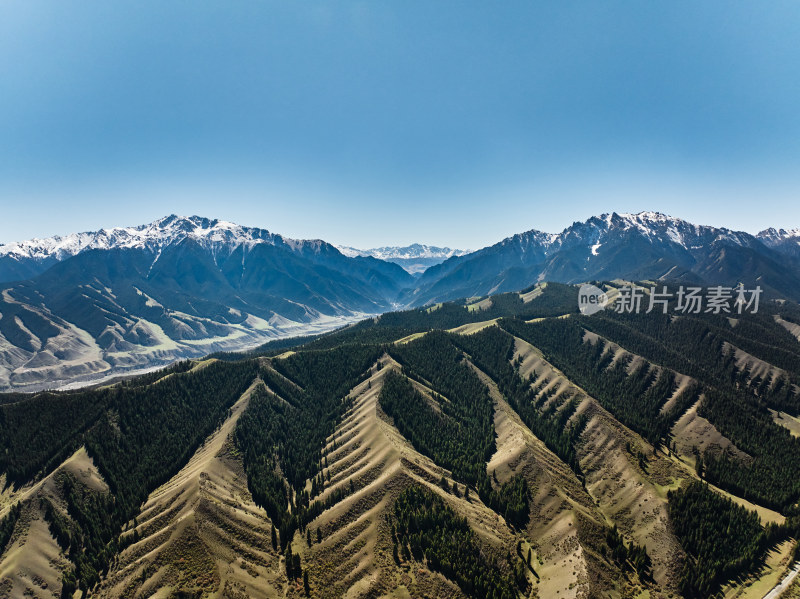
[0,216,415,391]
[0,215,333,282]
[2,211,800,391]
[2,211,795,282]
[3,282,800,598]
[403,211,800,306]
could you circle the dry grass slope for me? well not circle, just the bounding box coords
[94,379,286,599]
[512,335,688,597]
[0,447,106,599]
[469,358,624,598]
[303,355,515,599]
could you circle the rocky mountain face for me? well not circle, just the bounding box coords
[404,212,800,306]
[758,227,800,258]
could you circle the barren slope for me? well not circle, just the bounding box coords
[94,379,284,599]
[301,355,516,599]
[0,447,106,599]
[512,335,688,596]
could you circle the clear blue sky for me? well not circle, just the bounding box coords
[1,2,799,249]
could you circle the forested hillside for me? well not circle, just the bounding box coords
[1,281,799,598]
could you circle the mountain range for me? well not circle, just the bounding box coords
[336,244,469,274]
[1,211,799,391]
[0,216,412,391]
[405,211,800,306]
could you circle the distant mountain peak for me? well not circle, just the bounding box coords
[339,244,468,260]
[758,227,800,241]
[336,244,469,274]
[615,210,680,222]
[404,210,800,306]
[558,211,761,251]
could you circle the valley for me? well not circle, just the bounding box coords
[3,211,800,392]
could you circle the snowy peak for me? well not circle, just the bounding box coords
[757,227,800,257]
[493,229,559,258]
[488,211,704,257]
[554,211,759,254]
[0,215,293,262]
[600,211,698,248]
[335,245,362,258]
[593,212,697,245]
[405,211,800,307]
[0,215,469,271]
[503,229,558,246]
[758,227,800,243]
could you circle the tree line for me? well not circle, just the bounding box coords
[386,332,530,528]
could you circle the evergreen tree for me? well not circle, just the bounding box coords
[285,545,294,579]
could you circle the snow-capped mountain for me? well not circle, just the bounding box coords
[0,216,413,391]
[757,227,800,241]
[336,243,469,274]
[404,211,800,306]
[554,211,756,252]
[0,215,321,282]
[757,227,800,258]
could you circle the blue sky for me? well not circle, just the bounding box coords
[1,2,799,249]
